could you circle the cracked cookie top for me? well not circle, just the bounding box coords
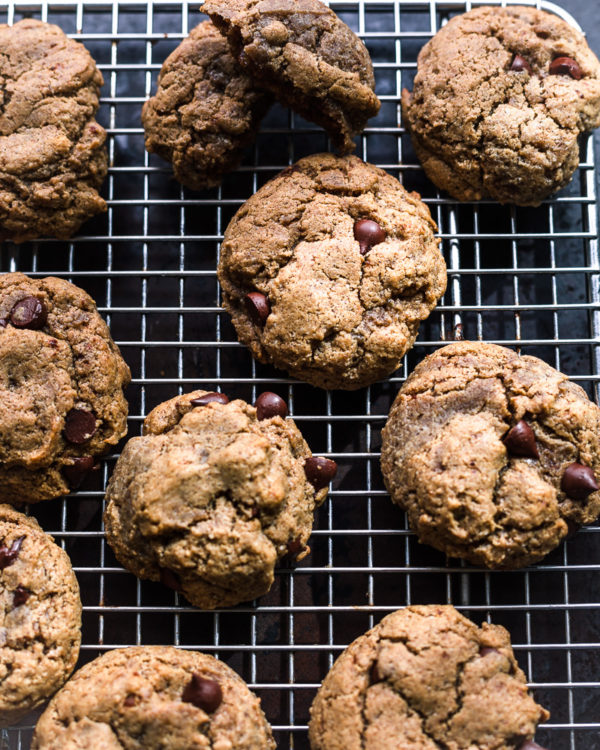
[218,153,447,390]
[0,504,81,725]
[309,604,549,750]
[0,273,131,504]
[0,19,108,243]
[32,646,275,749]
[381,341,600,569]
[103,390,334,609]
[200,0,380,153]
[142,20,272,190]
[401,6,600,206]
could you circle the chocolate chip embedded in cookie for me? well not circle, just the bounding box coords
[0,19,108,243]
[142,21,272,190]
[32,646,275,749]
[380,341,600,569]
[218,153,447,390]
[0,504,81,724]
[402,6,600,206]
[201,0,380,153]
[103,390,334,609]
[308,605,549,750]
[0,272,131,504]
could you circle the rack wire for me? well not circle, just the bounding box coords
[1,1,599,748]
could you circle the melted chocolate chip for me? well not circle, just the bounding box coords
[182,673,223,713]
[0,318,7,328]
[124,694,137,707]
[518,742,548,750]
[159,567,182,592]
[13,585,31,607]
[561,462,598,500]
[304,456,337,491]
[479,647,500,657]
[190,392,229,407]
[370,662,382,684]
[549,56,582,80]
[353,219,386,255]
[0,536,25,570]
[502,420,539,459]
[255,392,288,420]
[510,54,533,74]
[64,409,96,444]
[63,456,96,489]
[10,296,47,330]
[244,292,270,326]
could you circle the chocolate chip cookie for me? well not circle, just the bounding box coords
[201,0,380,153]
[218,153,446,390]
[0,19,108,243]
[104,390,336,609]
[0,504,81,724]
[0,273,131,504]
[309,604,549,750]
[381,341,600,569]
[142,20,271,190]
[402,6,600,205]
[32,646,275,749]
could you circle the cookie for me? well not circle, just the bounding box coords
[0,19,108,243]
[142,20,271,190]
[0,273,131,504]
[104,390,336,609]
[402,6,600,205]
[309,604,549,750]
[380,341,600,569]
[0,504,81,725]
[201,0,380,153]
[218,153,446,390]
[32,645,275,749]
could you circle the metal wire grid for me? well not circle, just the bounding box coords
[0,0,599,747]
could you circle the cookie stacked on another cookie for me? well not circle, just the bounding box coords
[309,605,549,750]
[402,6,600,205]
[104,389,336,608]
[32,646,275,749]
[144,0,381,187]
[381,341,600,569]
[0,505,81,725]
[0,273,131,504]
[218,153,446,390]
[0,19,108,242]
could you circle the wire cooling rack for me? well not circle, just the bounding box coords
[1,0,599,748]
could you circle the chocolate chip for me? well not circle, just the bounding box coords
[353,219,386,255]
[502,420,539,459]
[9,296,47,330]
[182,673,223,713]
[190,392,229,407]
[244,292,270,326]
[510,54,533,74]
[0,536,25,570]
[479,647,500,657]
[286,537,305,558]
[255,392,288,420]
[370,662,382,684]
[304,456,337,491]
[64,409,96,444]
[13,585,30,607]
[549,56,582,80]
[561,462,598,500]
[159,567,182,592]
[63,456,96,489]
[0,318,7,328]
[124,694,137,707]
[518,742,548,750]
